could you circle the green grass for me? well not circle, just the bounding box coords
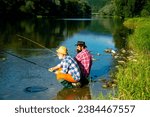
[124,18,150,52]
[116,55,150,99]
[115,18,150,99]
[97,18,150,100]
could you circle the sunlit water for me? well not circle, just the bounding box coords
[0,18,122,99]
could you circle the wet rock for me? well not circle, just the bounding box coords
[115,65,120,69]
[98,78,107,83]
[112,79,118,84]
[117,60,126,65]
[111,50,116,54]
[102,82,112,88]
[111,53,117,57]
[96,53,101,56]
[120,49,126,54]
[120,54,124,57]
[127,56,134,60]
[92,58,96,61]
[129,50,134,54]
[102,79,117,88]
[112,84,117,87]
[104,48,117,57]
[104,48,112,53]
[113,55,119,59]
[126,56,138,62]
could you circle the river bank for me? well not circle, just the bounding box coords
[114,18,150,99]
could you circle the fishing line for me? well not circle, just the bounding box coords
[16,34,107,58]
[1,50,49,70]
[16,34,79,57]
[1,50,52,93]
[16,34,57,55]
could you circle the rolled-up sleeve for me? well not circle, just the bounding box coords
[57,62,62,68]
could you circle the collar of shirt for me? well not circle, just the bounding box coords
[82,48,87,52]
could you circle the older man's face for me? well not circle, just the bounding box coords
[57,52,64,59]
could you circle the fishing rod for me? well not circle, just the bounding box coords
[16,34,57,55]
[16,34,110,59]
[16,34,103,54]
[16,34,78,57]
[1,50,49,70]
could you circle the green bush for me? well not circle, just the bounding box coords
[141,9,150,17]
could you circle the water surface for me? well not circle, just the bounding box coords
[0,18,123,99]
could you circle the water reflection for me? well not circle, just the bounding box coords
[53,86,91,100]
[0,18,91,54]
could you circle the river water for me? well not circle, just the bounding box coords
[0,17,124,100]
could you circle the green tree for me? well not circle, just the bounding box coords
[20,0,34,15]
[99,0,115,16]
[114,0,148,18]
[0,0,91,18]
[86,0,109,12]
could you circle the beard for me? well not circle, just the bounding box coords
[76,49,82,53]
[58,55,63,60]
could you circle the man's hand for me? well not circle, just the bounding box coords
[48,68,53,72]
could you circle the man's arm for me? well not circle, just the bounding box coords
[48,64,61,72]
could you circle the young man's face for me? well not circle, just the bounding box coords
[76,45,83,53]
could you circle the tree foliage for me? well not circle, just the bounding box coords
[0,0,91,18]
[86,0,109,12]
[114,0,150,18]
[99,0,115,16]
[98,0,150,18]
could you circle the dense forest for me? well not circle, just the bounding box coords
[0,0,149,19]
[86,0,150,18]
[0,0,91,18]
[86,0,109,12]
[99,0,150,18]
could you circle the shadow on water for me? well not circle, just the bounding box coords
[0,17,126,99]
[53,86,91,100]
